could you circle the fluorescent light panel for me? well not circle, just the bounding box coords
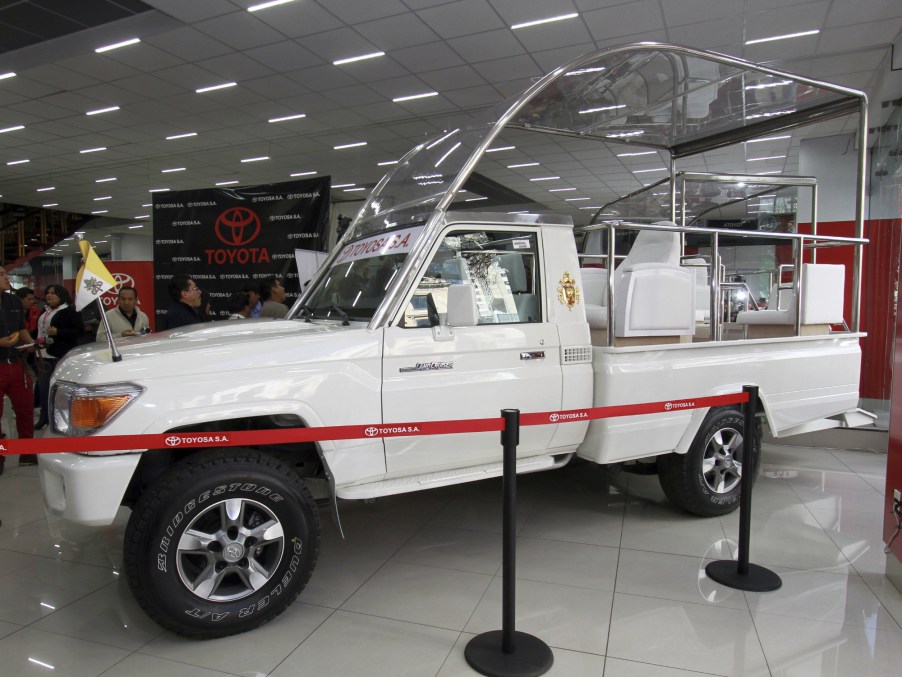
[91,210,108,214]
[0,125,24,133]
[617,150,657,157]
[632,167,668,173]
[216,180,239,186]
[196,82,237,93]
[80,147,106,153]
[166,132,197,140]
[530,176,560,181]
[745,135,791,143]
[42,203,58,207]
[6,158,28,165]
[333,51,385,66]
[393,91,438,103]
[36,186,54,192]
[96,177,117,183]
[578,104,626,114]
[161,167,186,172]
[333,183,355,188]
[95,37,140,53]
[548,187,576,192]
[511,13,578,30]
[508,162,539,168]
[0,72,15,80]
[290,171,316,177]
[486,146,515,152]
[377,160,397,166]
[269,113,306,123]
[148,187,169,192]
[334,141,366,150]
[240,156,269,162]
[93,196,112,201]
[86,105,119,116]
[747,155,786,161]
[745,29,819,45]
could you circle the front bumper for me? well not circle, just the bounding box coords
[39,452,141,526]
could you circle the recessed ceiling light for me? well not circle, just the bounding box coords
[0,72,15,80]
[96,177,117,182]
[42,203,58,208]
[745,135,791,144]
[508,162,539,168]
[565,197,591,201]
[486,146,515,153]
[36,186,55,192]
[530,176,560,181]
[86,105,120,116]
[511,13,579,30]
[6,158,29,165]
[392,91,439,103]
[95,37,140,53]
[745,29,819,45]
[333,51,385,66]
[93,196,112,201]
[248,0,296,12]
[333,183,355,188]
[617,150,657,157]
[196,82,237,94]
[240,156,269,163]
[129,224,144,228]
[747,155,786,161]
[80,147,106,153]
[148,188,170,192]
[334,142,367,150]
[133,215,150,219]
[578,104,626,114]
[0,125,24,133]
[216,180,239,186]
[290,171,316,177]
[548,188,577,192]
[632,167,668,173]
[161,167,186,173]
[91,210,108,214]
[343,187,366,192]
[166,132,197,140]
[268,113,306,123]
[377,160,398,166]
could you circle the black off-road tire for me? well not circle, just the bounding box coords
[657,408,760,517]
[124,449,320,638]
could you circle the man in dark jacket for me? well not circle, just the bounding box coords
[163,274,203,329]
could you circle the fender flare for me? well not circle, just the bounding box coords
[672,384,770,455]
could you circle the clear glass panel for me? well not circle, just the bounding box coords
[402,230,541,327]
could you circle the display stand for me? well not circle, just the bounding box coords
[465,409,553,677]
[705,385,782,592]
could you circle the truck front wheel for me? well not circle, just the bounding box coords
[657,409,759,517]
[124,449,320,638]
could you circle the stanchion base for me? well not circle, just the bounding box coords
[465,630,553,677]
[706,560,782,592]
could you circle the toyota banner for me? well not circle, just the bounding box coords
[152,177,330,321]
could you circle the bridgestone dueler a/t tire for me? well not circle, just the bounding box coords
[124,449,320,638]
[657,408,760,517]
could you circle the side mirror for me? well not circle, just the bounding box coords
[446,284,478,327]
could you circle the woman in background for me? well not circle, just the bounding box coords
[35,284,83,429]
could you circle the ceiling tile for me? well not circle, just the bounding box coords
[249,2,345,38]
[416,0,506,40]
[418,65,488,92]
[144,27,235,62]
[391,43,465,73]
[194,12,285,51]
[24,64,100,90]
[104,43,185,72]
[661,0,744,28]
[668,17,744,51]
[470,54,540,86]
[447,28,527,63]
[583,1,664,41]
[745,1,830,42]
[139,0,237,23]
[510,19,593,53]
[313,0,408,25]
[240,73,309,99]
[244,41,323,72]
[826,0,902,28]
[196,52,276,81]
[355,12,441,51]
[442,83,502,108]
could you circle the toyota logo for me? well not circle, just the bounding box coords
[549,413,560,422]
[165,436,182,447]
[664,402,673,411]
[215,207,261,246]
[364,426,379,437]
[108,272,135,296]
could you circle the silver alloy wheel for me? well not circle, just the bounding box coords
[176,497,285,602]
[702,426,743,494]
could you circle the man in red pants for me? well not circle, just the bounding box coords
[0,267,36,474]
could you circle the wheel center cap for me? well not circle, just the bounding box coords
[223,542,245,562]
[723,453,734,468]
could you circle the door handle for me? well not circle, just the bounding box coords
[520,351,545,360]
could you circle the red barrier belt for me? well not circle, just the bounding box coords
[0,391,747,456]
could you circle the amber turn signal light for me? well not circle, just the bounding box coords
[71,395,132,429]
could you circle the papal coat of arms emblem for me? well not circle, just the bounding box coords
[557,272,581,310]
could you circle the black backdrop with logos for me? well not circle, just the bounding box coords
[152,177,330,321]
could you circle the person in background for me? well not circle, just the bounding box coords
[35,284,83,431]
[15,287,40,336]
[163,274,203,330]
[242,285,262,318]
[258,276,289,319]
[96,285,150,342]
[227,291,251,319]
[0,268,36,472]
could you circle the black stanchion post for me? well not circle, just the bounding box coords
[465,409,553,677]
[706,385,782,592]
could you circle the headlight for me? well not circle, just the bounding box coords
[52,381,144,436]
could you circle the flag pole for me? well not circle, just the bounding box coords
[96,297,122,362]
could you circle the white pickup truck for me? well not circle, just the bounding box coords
[39,43,872,638]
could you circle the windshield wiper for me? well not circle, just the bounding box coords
[328,303,350,326]
[297,304,314,322]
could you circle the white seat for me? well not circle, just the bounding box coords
[736,263,845,328]
[683,257,710,322]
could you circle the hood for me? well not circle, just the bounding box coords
[55,317,368,385]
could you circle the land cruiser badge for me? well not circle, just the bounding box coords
[399,361,454,373]
[557,272,580,310]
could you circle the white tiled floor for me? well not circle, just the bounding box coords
[0,438,899,677]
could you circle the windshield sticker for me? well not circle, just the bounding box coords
[512,239,530,249]
[334,226,424,266]
[557,272,581,310]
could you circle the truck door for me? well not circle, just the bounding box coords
[382,227,563,477]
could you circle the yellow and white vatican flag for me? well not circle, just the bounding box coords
[74,239,117,311]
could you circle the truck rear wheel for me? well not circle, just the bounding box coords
[124,449,320,638]
[657,409,759,517]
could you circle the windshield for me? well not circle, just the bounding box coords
[301,226,424,322]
